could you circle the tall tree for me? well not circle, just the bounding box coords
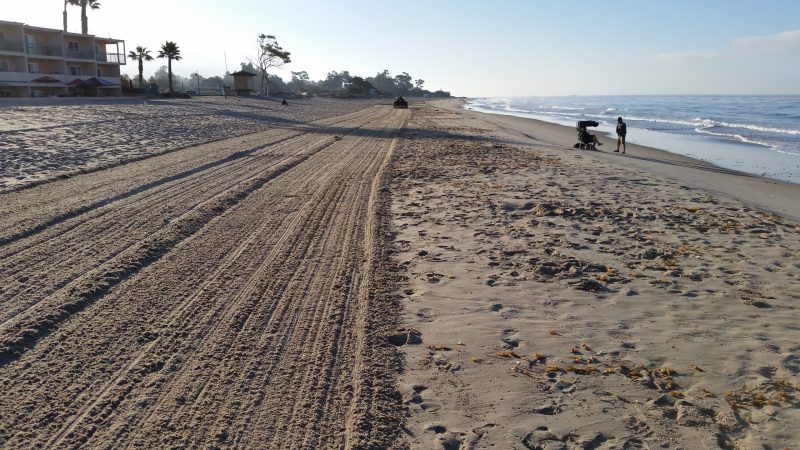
[191,71,201,90]
[68,0,101,35]
[157,41,182,93]
[287,70,309,93]
[394,72,413,95]
[369,70,397,95]
[319,71,351,93]
[252,33,291,96]
[127,46,153,87]
[63,0,69,32]
[291,70,309,83]
[346,76,374,95]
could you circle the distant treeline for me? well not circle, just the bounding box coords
[128,64,451,98]
[279,68,452,98]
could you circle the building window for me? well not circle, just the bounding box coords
[97,68,102,77]
[0,60,9,72]
[70,66,81,76]
[0,31,5,41]
[68,41,80,51]
[28,62,39,73]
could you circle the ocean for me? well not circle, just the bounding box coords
[465,96,800,184]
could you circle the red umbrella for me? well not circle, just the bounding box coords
[31,75,61,83]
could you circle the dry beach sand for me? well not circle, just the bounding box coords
[0,101,406,448]
[0,97,371,190]
[394,100,800,449]
[0,97,799,449]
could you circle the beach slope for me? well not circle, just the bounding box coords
[395,100,800,449]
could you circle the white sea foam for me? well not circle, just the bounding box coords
[694,127,774,148]
[463,96,800,184]
[545,105,585,110]
[694,119,800,136]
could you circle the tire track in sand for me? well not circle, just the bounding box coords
[0,108,381,324]
[0,107,389,343]
[0,105,409,449]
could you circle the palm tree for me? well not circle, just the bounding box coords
[68,0,101,35]
[157,41,182,93]
[63,0,70,32]
[128,46,153,87]
[191,72,201,91]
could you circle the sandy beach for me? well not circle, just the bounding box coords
[0,97,373,191]
[0,98,799,449]
[395,100,800,449]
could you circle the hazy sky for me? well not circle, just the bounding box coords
[4,0,799,96]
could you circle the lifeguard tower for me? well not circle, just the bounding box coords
[230,70,257,96]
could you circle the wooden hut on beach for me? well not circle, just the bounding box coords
[230,70,256,96]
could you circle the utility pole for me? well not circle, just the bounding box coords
[224,52,228,98]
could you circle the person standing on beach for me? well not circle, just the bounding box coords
[615,117,627,154]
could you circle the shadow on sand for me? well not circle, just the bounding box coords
[620,153,757,178]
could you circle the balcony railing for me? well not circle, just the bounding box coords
[0,40,25,53]
[96,52,125,64]
[26,44,63,57]
[64,49,95,60]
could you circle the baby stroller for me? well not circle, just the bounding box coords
[574,120,600,150]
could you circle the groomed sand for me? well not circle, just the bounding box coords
[0,101,407,448]
[0,97,374,190]
[0,98,798,449]
[394,100,800,449]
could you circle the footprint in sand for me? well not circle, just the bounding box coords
[421,400,442,413]
[521,427,562,449]
[438,433,464,450]
[782,354,800,374]
[500,329,520,349]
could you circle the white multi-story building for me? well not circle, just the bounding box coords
[0,20,126,97]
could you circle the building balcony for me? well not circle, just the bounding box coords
[64,49,96,61]
[0,71,37,83]
[0,39,25,53]
[96,52,125,64]
[0,72,120,83]
[26,44,63,57]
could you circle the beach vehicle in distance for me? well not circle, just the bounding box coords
[393,96,409,109]
[575,120,600,150]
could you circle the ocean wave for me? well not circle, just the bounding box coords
[542,105,586,110]
[623,116,703,127]
[693,118,800,136]
[694,127,775,148]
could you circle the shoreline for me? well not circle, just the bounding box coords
[433,98,800,221]
[395,101,800,448]
[463,98,800,186]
